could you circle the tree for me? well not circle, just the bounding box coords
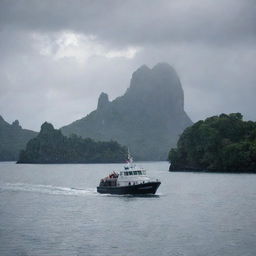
[17,122,127,164]
[169,113,256,172]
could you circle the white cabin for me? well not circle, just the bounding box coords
[117,164,153,187]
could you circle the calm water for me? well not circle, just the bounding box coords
[0,162,256,256]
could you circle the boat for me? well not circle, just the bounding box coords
[97,153,161,195]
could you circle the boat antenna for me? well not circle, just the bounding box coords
[127,148,133,165]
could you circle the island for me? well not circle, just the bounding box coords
[169,113,256,172]
[17,122,127,164]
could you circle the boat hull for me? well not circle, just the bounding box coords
[97,181,161,195]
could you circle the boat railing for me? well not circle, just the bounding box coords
[139,178,160,184]
[149,178,160,183]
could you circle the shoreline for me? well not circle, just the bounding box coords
[169,165,256,174]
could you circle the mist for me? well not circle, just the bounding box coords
[0,0,255,130]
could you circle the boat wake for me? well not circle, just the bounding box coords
[0,182,97,196]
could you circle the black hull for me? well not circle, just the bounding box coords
[97,181,161,195]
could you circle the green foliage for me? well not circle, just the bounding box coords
[17,122,127,164]
[169,113,256,172]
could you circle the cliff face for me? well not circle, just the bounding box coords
[0,116,37,161]
[62,63,192,160]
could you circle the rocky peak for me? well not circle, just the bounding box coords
[152,62,176,72]
[127,63,184,112]
[0,115,6,124]
[40,122,55,134]
[12,120,21,129]
[61,63,192,160]
[151,62,181,87]
[0,115,37,161]
[0,115,11,127]
[129,65,151,90]
[97,92,109,110]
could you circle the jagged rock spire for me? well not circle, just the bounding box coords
[97,92,109,110]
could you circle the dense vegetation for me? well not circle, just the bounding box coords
[169,113,256,172]
[17,122,127,164]
[0,115,37,161]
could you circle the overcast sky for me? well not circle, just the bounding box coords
[0,0,255,131]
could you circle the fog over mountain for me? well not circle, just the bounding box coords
[0,0,256,131]
[62,63,192,160]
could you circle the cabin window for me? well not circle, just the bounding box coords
[129,171,133,175]
[133,171,137,175]
[124,172,128,176]
[138,171,142,175]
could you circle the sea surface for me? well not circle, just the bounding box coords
[0,162,256,256]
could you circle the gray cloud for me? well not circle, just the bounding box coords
[1,0,255,46]
[0,0,255,130]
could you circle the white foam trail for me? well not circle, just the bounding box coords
[0,182,97,196]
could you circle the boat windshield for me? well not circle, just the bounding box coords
[122,170,145,176]
[133,171,143,175]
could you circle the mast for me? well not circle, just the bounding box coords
[126,148,135,168]
[127,148,133,164]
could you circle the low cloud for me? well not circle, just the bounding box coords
[0,0,255,130]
